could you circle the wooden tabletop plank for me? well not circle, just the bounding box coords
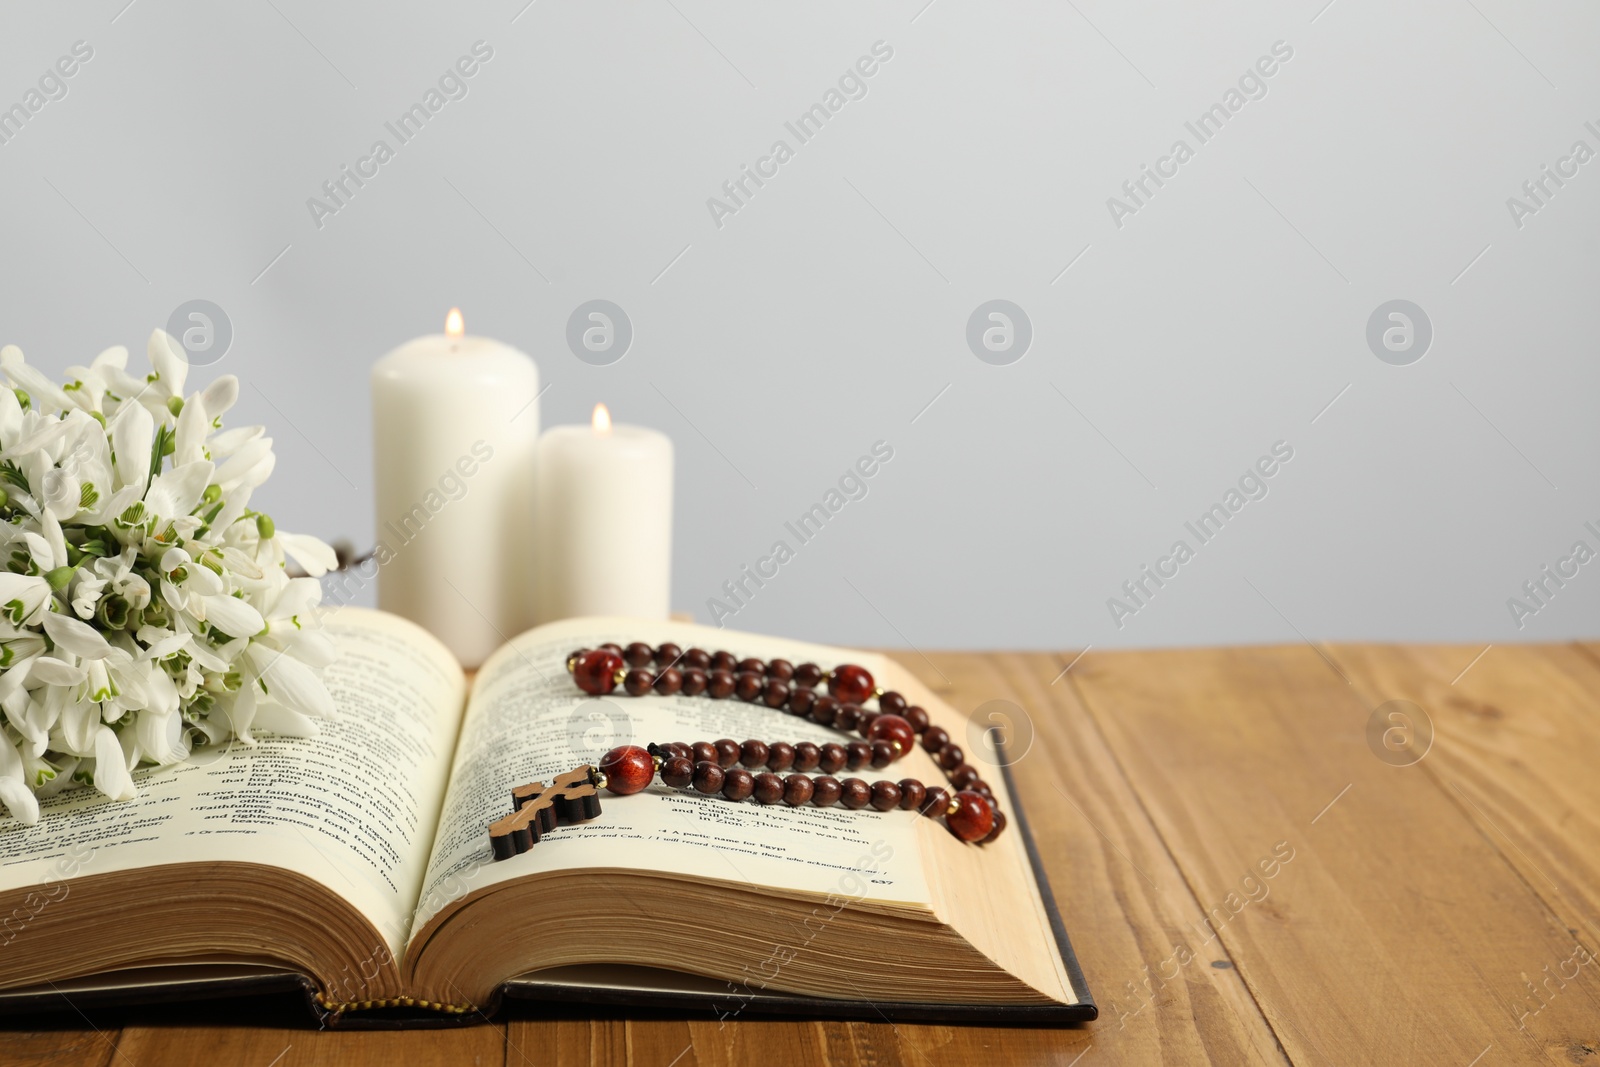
[1067,643,1600,1066]
[3,1028,119,1067]
[115,1020,506,1067]
[895,651,1287,1066]
[1334,641,1600,954]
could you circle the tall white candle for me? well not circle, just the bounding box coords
[534,404,673,623]
[371,308,539,666]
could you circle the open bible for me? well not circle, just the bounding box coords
[0,609,1094,1026]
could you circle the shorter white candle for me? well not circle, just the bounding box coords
[534,404,673,623]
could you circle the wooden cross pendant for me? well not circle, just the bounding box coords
[488,766,604,861]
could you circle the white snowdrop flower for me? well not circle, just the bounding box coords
[0,335,336,823]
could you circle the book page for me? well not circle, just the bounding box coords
[410,617,939,943]
[0,608,464,961]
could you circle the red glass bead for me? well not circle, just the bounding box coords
[828,664,875,704]
[945,790,996,842]
[574,649,624,695]
[866,714,916,755]
[599,745,655,795]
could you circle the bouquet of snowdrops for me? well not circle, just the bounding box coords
[0,329,338,824]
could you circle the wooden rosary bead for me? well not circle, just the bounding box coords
[683,647,712,670]
[707,669,736,699]
[819,743,847,774]
[722,768,755,801]
[866,714,915,755]
[828,664,875,704]
[740,740,770,768]
[681,668,709,696]
[809,695,839,726]
[982,809,1008,843]
[948,764,981,791]
[811,775,842,807]
[936,743,965,771]
[667,742,692,761]
[920,786,951,818]
[766,658,795,681]
[660,756,694,789]
[599,642,625,657]
[904,705,930,734]
[734,672,764,702]
[762,679,791,708]
[897,779,926,811]
[787,688,816,717]
[655,642,683,667]
[623,669,655,696]
[869,781,901,812]
[845,741,871,771]
[573,649,624,695]
[878,691,907,715]
[870,741,895,770]
[921,725,950,753]
[714,739,741,768]
[692,761,725,795]
[793,742,821,772]
[767,742,795,772]
[855,709,880,737]
[599,745,656,795]
[783,774,814,806]
[691,741,717,766]
[945,790,996,842]
[752,772,785,805]
[710,650,739,673]
[835,704,862,732]
[653,668,683,696]
[737,657,765,675]
[624,642,655,667]
[972,781,994,801]
[793,662,824,687]
[839,777,872,809]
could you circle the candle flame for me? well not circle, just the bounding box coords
[445,308,464,340]
[592,403,612,435]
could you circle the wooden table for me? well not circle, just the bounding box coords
[12,642,1600,1066]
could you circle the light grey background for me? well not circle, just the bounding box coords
[1,0,1595,652]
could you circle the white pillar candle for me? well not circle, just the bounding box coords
[371,308,540,666]
[534,404,673,623]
